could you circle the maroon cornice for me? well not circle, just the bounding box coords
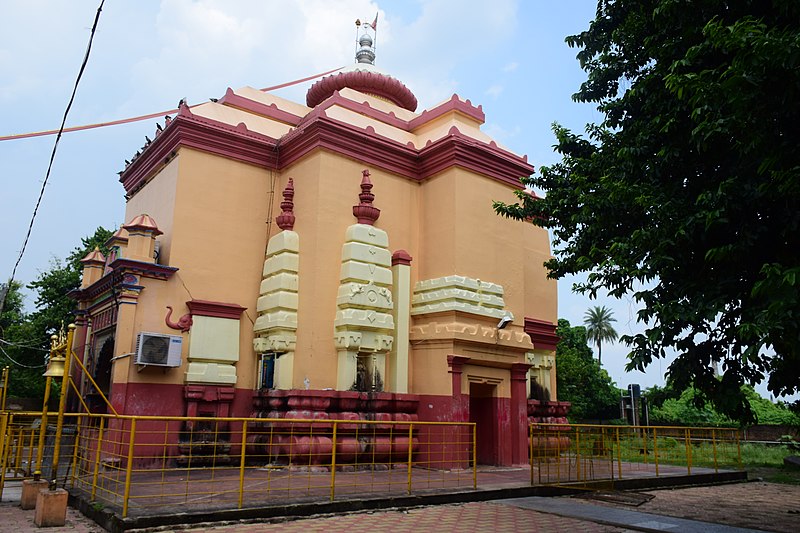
[110,258,178,279]
[418,127,534,186]
[186,299,247,319]
[219,87,303,126]
[71,259,177,302]
[408,94,485,129]
[120,106,279,195]
[280,114,533,186]
[280,113,420,178]
[118,96,532,195]
[524,318,559,352]
[314,91,484,132]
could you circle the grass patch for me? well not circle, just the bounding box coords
[747,465,800,485]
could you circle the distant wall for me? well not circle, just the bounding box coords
[742,424,800,442]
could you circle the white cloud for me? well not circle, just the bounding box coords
[485,84,504,99]
[502,61,518,72]
[483,121,521,144]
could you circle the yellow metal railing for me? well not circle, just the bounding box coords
[60,413,474,518]
[529,423,742,488]
[0,411,81,495]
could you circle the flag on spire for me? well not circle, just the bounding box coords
[370,13,378,31]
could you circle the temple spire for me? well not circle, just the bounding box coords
[353,169,380,225]
[275,178,296,231]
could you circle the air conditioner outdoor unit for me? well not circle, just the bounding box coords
[134,332,183,367]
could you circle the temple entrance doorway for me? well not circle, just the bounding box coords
[469,382,498,465]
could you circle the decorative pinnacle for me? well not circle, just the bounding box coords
[353,169,380,225]
[275,178,296,230]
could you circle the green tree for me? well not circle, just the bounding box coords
[0,227,112,399]
[649,385,800,427]
[583,305,618,366]
[495,1,800,422]
[555,319,621,421]
[0,281,49,398]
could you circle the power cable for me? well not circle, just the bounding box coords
[0,0,105,318]
[0,66,344,142]
[0,343,47,369]
[0,337,49,352]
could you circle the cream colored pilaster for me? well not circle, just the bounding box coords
[334,224,395,391]
[389,250,411,393]
[253,230,299,389]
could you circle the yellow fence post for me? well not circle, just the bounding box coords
[91,417,105,501]
[14,426,24,477]
[49,324,76,485]
[406,423,413,494]
[653,427,660,477]
[712,429,718,473]
[472,423,477,489]
[238,420,248,509]
[736,430,742,470]
[70,417,81,487]
[685,428,692,475]
[529,424,534,486]
[26,427,35,476]
[575,428,581,483]
[122,418,137,518]
[330,421,338,502]
[35,378,52,473]
[615,427,622,480]
[0,412,9,497]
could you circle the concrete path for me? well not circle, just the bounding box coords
[498,496,759,532]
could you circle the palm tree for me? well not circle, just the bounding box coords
[583,305,618,366]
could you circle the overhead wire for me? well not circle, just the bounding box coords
[0,343,47,369]
[0,5,343,319]
[0,66,344,143]
[0,338,49,352]
[0,0,105,318]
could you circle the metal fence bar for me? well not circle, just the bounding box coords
[122,419,136,518]
[330,421,338,502]
[91,417,105,501]
[528,423,743,489]
[238,420,247,509]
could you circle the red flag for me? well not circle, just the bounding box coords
[370,13,378,31]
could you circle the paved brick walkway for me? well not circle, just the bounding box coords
[170,502,630,533]
[0,501,105,532]
[2,480,796,532]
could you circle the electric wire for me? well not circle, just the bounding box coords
[0,0,105,318]
[0,343,47,369]
[0,66,344,143]
[0,338,49,352]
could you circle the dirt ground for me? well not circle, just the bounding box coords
[594,480,800,532]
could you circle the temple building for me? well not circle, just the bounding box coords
[71,27,566,466]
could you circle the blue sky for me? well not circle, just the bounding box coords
[2,0,778,399]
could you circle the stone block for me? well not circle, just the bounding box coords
[263,252,299,277]
[259,272,298,294]
[345,224,389,247]
[185,362,237,385]
[341,242,391,266]
[20,479,49,510]
[337,282,393,310]
[253,310,297,333]
[339,261,392,285]
[266,230,299,255]
[33,488,68,527]
[257,291,299,313]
